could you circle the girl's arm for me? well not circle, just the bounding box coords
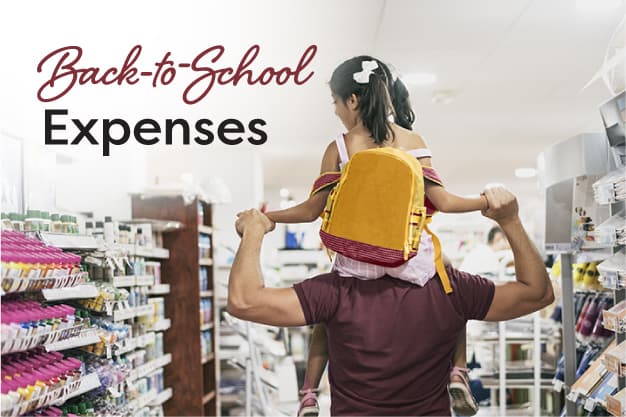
[265,142,339,224]
[426,183,488,213]
[419,155,488,213]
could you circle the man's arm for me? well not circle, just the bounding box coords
[481,187,554,321]
[227,209,307,327]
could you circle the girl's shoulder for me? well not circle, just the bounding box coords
[393,127,429,151]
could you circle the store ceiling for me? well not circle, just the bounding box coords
[1,0,623,203]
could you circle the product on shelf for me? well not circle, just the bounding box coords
[1,231,86,294]
[602,300,626,333]
[603,341,626,376]
[591,210,626,246]
[201,330,213,359]
[0,350,88,416]
[0,301,87,354]
[593,167,626,204]
[597,248,626,289]
[199,235,212,259]
[78,284,130,313]
[606,387,626,417]
[200,299,213,325]
[574,293,614,344]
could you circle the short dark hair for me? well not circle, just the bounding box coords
[487,226,503,245]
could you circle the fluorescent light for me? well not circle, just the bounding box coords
[431,90,456,105]
[576,0,622,12]
[484,182,506,190]
[403,73,437,86]
[279,188,290,198]
[515,168,537,178]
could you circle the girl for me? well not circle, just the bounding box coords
[265,56,485,417]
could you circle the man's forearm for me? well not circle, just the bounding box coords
[228,230,265,311]
[500,217,550,299]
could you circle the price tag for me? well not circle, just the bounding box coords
[584,397,597,412]
[105,301,114,316]
[126,377,136,390]
[553,380,564,392]
[567,391,579,403]
[107,385,122,398]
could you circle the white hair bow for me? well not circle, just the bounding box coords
[353,60,379,84]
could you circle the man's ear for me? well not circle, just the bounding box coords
[347,93,359,111]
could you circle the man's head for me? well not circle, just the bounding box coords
[487,226,509,251]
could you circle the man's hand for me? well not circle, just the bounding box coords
[235,209,275,237]
[481,186,519,225]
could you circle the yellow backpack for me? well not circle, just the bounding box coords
[320,147,428,267]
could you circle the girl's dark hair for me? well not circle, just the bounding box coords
[329,56,415,144]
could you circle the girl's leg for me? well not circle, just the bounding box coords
[302,324,329,389]
[453,326,467,369]
[299,324,329,417]
[449,326,479,416]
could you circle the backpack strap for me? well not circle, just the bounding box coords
[310,172,341,197]
[407,148,433,159]
[335,134,350,169]
[422,166,444,187]
[424,220,453,294]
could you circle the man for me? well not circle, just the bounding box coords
[459,225,511,275]
[228,187,553,416]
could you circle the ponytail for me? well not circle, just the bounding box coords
[390,78,415,130]
[330,56,395,145]
[358,74,394,145]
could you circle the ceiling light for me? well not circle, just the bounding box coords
[515,168,537,178]
[576,0,622,13]
[431,90,456,105]
[279,188,290,198]
[403,73,437,86]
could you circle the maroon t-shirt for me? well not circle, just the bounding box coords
[293,266,495,416]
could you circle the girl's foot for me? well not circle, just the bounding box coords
[448,367,479,416]
[297,388,320,417]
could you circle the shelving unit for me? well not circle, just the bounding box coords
[467,260,562,417]
[221,312,299,416]
[132,195,219,416]
[541,91,625,416]
[1,232,108,415]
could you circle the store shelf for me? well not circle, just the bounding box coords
[199,290,213,297]
[2,323,85,354]
[150,318,171,332]
[201,323,214,331]
[112,275,135,287]
[2,272,90,295]
[38,232,99,250]
[132,195,217,416]
[114,332,156,356]
[468,334,560,344]
[8,372,101,416]
[202,353,215,365]
[150,388,173,406]
[112,274,156,288]
[45,328,100,352]
[128,389,158,411]
[202,390,216,404]
[112,304,154,322]
[41,283,98,301]
[148,284,170,295]
[198,225,213,235]
[482,378,555,389]
[120,218,184,233]
[116,244,170,259]
[129,353,172,382]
